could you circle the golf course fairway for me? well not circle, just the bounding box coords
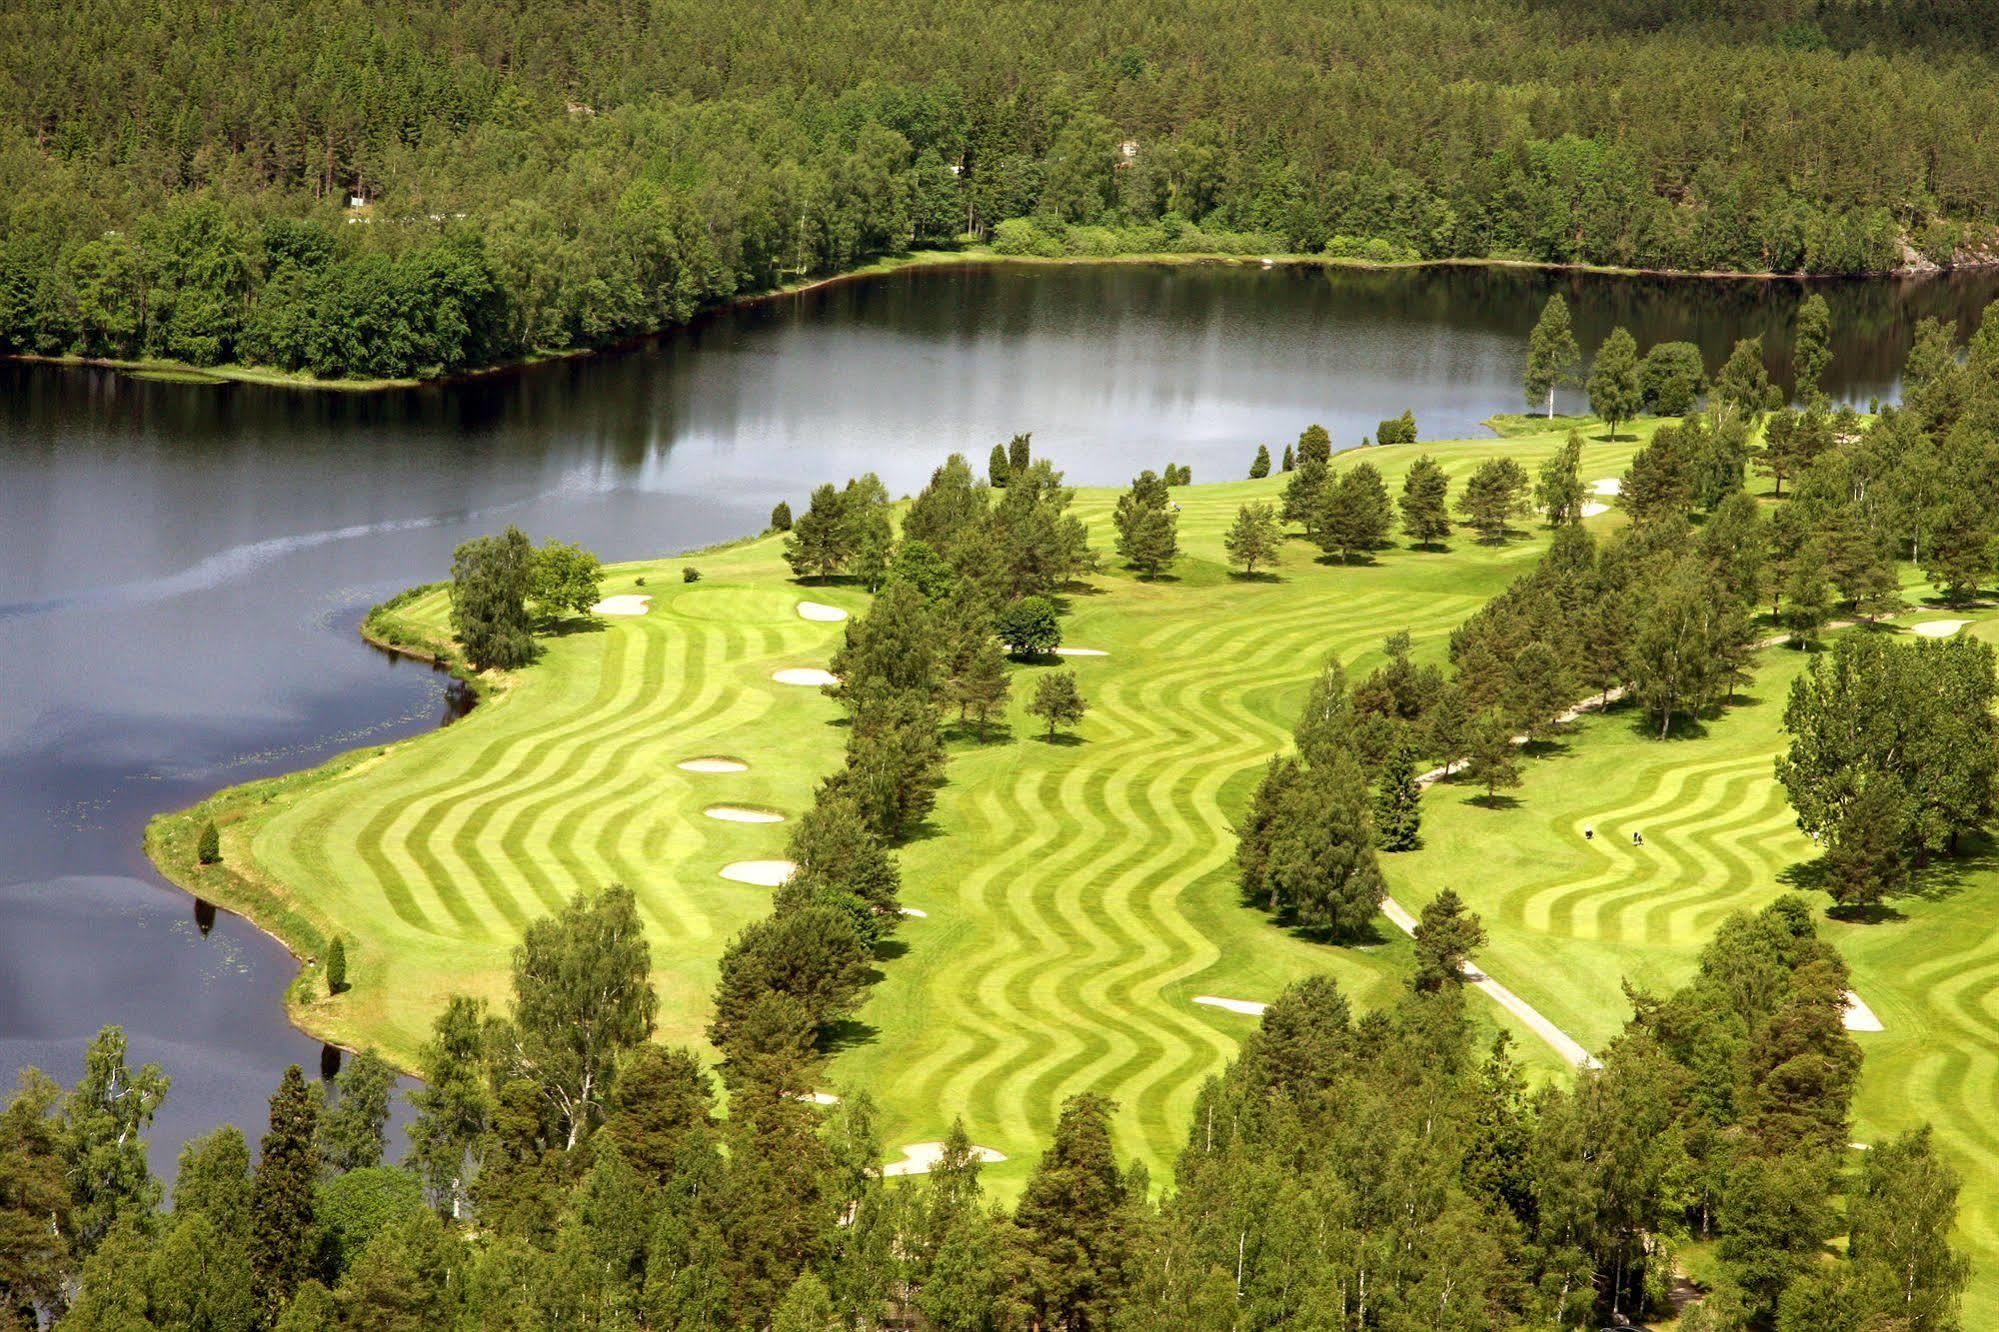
[149,421,1999,1320]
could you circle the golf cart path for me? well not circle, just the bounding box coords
[1378,896,1599,1069]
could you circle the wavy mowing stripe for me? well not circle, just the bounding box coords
[919,590,1470,1157]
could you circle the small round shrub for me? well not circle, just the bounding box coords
[683,566,701,583]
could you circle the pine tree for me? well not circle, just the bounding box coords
[1015,1093,1130,1332]
[1223,501,1281,574]
[1374,743,1422,851]
[1008,432,1033,476]
[1315,463,1391,562]
[945,629,1011,738]
[988,442,1011,487]
[1587,326,1642,439]
[250,1065,321,1323]
[1029,670,1087,740]
[1248,444,1271,479]
[1456,458,1530,542]
[783,483,853,579]
[1295,423,1332,466]
[1281,443,1295,472]
[1524,293,1581,418]
[1399,454,1453,547]
[1465,710,1521,801]
[324,934,346,994]
[769,501,793,532]
[1112,470,1178,577]
[197,818,221,865]
[1411,888,1486,990]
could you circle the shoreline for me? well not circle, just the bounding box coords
[10,245,1988,395]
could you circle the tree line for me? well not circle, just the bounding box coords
[1,889,1966,1330]
[10,0,1999,377]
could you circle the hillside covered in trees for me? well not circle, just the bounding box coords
[6,0,1999,379]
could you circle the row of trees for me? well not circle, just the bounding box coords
[9,0,1999,376]
[5,892,1965,1331]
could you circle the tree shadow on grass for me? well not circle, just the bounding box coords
[872,939,910,963]
[1827,902,1909,925]
[944,720,1015,746]
[1463,792,1523,811]
[1035,731,1087,747]
[545,615,608,639]
[1313,551,1379,569]
[1624,712,1711,743]
[818,1017,880,1054]
[1228,569,1284,584]
[1283,918,1393,948]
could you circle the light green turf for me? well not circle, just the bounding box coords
[150,424,1636,1153]
[1390,609,1999,1324]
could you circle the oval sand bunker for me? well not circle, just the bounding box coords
[592,594,653,616]
[678,757,748,773]
[1054,647,1108,657]
[720,859,798,887]
[1913,619,1969,638]
[772,667,840,686]
[705,805,784,824]
[797,601,849,622]
[882,1141,1007,1178]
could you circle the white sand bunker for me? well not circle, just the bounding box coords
[719,859,798,887]
[796,1091,841,1106]
[881,1141,1007,1178]
[772,667,840,686]
[1193,995,1268,1017]
[798,601,849,622]
[1843,990,1884,1032]
[1580,502,1610,518]
[1054,647,1108,657]
[705,805,784,824]
[900,907,928,918]
[592,594,652,617]
[1590,478,1621,497]
[678,756,748,773]
[1913,619,1969,638]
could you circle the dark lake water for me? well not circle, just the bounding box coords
[4,259,1996,1170]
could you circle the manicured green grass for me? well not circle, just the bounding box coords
[150,423,1638,1158]
[1392,609,1999,1323]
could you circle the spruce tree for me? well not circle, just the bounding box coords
[1295,423,1333,466]
[1374,743,1422,851]
[324,934,346,994]
[197,819,221,865]
[1524,292,1581,418]
[1399,454,1453,547]
[250,1065,321,1324]
[988,442,1011,487]
[1014,1093,1130,1332]
[769,500,793,532]
[1008,431,1033,476]
[1248,444,1271,479]
[1281,443,1295,472]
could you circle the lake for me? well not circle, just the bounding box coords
[3,258,1994,1170]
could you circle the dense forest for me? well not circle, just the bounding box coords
[6,0,1999,378]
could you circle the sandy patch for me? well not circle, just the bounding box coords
[1912,619,1969,639]
[592,594,652,617]
[772,667,840,686]
[1193,995,1268,1017]
[1843,990,1884,1032]
[678,756,748,773]
[705,805,784,824]
[881,1141,1007,1178]
[1579,502,1609,518]
[900,907,928,918]
[798,601,849,622]
[797,1092,841,1106]
[1053,647,1108,657]
[1589,478,1621,497]
[719,859,798,887]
